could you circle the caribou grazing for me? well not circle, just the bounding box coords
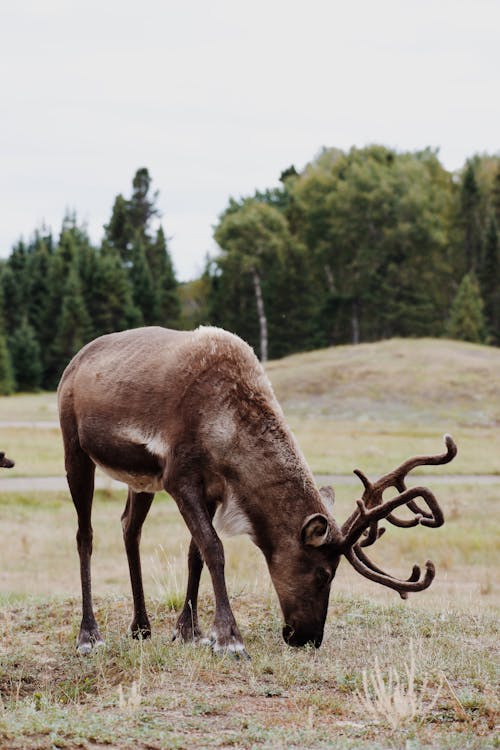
[0,452,15,468]
[58,326,456,656]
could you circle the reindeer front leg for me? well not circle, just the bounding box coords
[168,476,248,658]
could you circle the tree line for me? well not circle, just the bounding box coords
[206,146,499,361]
[1,147,499,393]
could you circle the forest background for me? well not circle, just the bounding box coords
[0,144,499,394]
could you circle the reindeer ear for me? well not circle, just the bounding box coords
[301,513,330,547]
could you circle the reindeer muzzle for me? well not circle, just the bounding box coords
[282,623,323,649]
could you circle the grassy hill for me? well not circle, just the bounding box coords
[268,337,500,426]
[267,337,500,475]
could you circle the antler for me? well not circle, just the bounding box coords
[0,451,15,468]
[338,435,456,599]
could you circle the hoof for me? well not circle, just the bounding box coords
[172,626,203,643]
[77,628,105,655]
[131,626,151,641]
[77,638,105,655]
[172,614,203,643]
[203,632,250,660]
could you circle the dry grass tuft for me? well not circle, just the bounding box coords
[356,641,443,729]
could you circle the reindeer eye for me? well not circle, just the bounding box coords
[314,567,331,587]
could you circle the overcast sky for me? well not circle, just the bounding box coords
[1,0,499,280]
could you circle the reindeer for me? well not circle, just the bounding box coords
[58,326,456,656]
[0,452,15,468]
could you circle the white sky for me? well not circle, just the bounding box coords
[1,0,499,280]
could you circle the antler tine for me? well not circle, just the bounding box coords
[359,522,385,547]
[381,435,456,524]
[352,543,422,599]
[372,434,457,493]
[345,547,436,597]
[344,435,455,534]
[341,485,444,550]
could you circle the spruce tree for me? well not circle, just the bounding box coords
[1,265,25,333]
[491,164,500,224]
[25,240,52,342]
[104,194,132,263]
[445,273,488,344]
[90,249,142,335]
[479,214,499,344]
[0,334,15,394]
[460,162,483,271]
[9,318,43,391]
[130,237,156,325]
[103,169,181,328]
[129,167,159,238]
[52,266,93,378]
[0,285,15,394]
[39,249,69,388]
[157,246,181,327]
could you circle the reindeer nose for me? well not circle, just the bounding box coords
[282,624,323,649]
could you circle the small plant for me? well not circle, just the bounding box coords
[117,680,142,712]
[117,640,143,712]
[356,642,443,729]
[480,575,492,595]
[150,544,186,611]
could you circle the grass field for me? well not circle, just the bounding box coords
[1,337,500,477]
[0,337,499,748]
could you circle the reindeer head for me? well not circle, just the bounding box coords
[278,435,457,648]
[0,451,14,468]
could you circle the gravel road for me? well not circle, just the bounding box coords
[1,473,499,493]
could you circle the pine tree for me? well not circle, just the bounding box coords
[0,285,15,394]
[104,168,160,265]
[144,226,180,326]
[103,170,181,328]
[9,318,43,391]
[0,334,15,394]
[491,164,500,224]
[52,266,93,379]
[445,273,488,344]
[460,162,483,272]
[104,194,132,263]
[479,214,499,344]
[90,249,142,335]
[25,240,52,342]
[38,249,70,388]
[146,226,168,279]
[1,265,25,333]
[129,167,159,239]
[130,237,156,325]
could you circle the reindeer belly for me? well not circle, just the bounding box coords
[92,459,165,493]
[80,427,167,494]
